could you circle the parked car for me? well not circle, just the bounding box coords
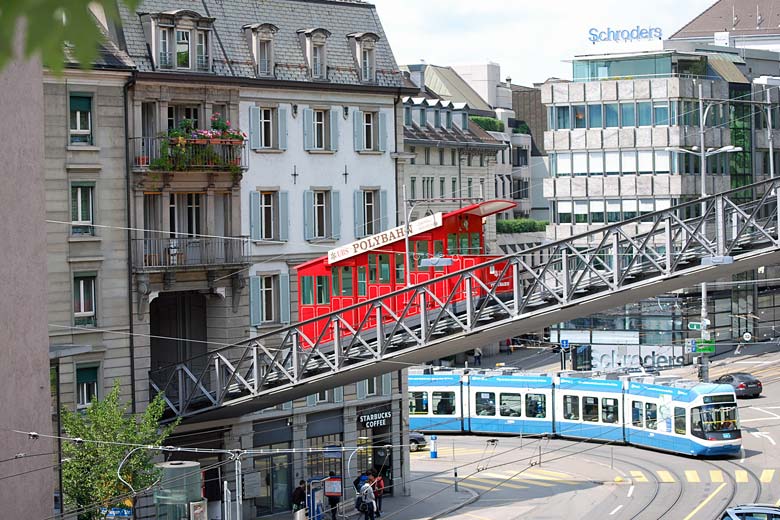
[715,373,763,398]
[720,503,780,519]
[409,431,428,452]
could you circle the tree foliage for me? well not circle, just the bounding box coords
[469,116,505,132]
[61,383,178,519]
[0,0,137,73]
[496,219,548,233]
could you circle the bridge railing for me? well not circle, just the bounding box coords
[149,178,780,419]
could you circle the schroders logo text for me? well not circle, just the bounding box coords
[589,26,662,44]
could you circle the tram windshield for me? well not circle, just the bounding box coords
[691,402,739,435]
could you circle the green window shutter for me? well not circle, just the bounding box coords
[278,191,289,241]
[334,386,344,403]
[277,108,288,150]
[382,372,392,396]
[353,190,365,238]
[378,112,388,152]
[303,108,314,151]
[379,190,388,231]
[329,109,339,151]
[279,273,290,324]
[353,110,364,151]
[249,106,261,150]
[76,366,98,384]
[331,191,341,240]
[70,95,91,112]
[357,379,367,399]
[249,276,262,326]
[249,191,260,240]
[303,191,314,240]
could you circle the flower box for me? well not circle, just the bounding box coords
[135,155,149,166]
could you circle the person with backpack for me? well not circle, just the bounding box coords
[370,470,385,517]
[292,480,307,513]
[358,473,376,520]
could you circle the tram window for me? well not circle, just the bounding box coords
[476,392,495,416]
[674,407,686,435]
[433,391,456,415]
[631,401,644,427]
[583,396,599,422]
[331,269,340,296]
[602,398,619,424]
[409,392,428,414]
[368,255,377,283]
[378,254,390,283]
[447,234,457,254]
[563,395,579,420]
[645,403,658,430]
[316,276,330,304]
[526,394,546,418]
[500,393,522,417]
[433,241,444,271]
[470,233,480,254]
[394,254,404,284]
[357,266,367,296]
[301,276,314,305]
[341,266,353,296]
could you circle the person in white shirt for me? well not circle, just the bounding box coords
[359,474,376,520]
[474,347,483,366]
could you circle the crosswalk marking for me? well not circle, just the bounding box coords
[685,470,701,483]
[630,470,648,482]
[467,476,528,489]
[710,470,724,483]
[657,470,675,483]
[433,478,493,491]
[761,469,775,483]
[735,470,749,483]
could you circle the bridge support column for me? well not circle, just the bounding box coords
[512,262,522,316]
[465,277,473,331]
[561,249,569,303]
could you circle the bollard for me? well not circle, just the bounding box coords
[454,467,458,492]
[538,445,542,466]
[430,435,438,459]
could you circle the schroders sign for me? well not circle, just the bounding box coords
[589,26,662,44]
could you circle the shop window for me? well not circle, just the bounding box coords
[475,392,495,416]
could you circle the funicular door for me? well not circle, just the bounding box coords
[330,265,356,337]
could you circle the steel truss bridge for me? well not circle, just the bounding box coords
[150,178,780,422]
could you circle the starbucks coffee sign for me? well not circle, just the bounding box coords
[358,407,392,429]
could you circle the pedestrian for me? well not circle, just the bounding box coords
[359,473,376,520]
[292,480,307,513]
[474,347,483,366]
[353,470,367,492]
[370,470,385,517]
[327,471,340,520]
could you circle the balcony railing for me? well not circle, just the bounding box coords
[159,51,173,69]
[196,55,210,72]
[131,136,248,172]
[133,237,250,270]
[258,59,272,75]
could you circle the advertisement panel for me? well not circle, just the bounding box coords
[590,344,685,370]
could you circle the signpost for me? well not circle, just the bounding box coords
[688,322,702,331]
[697,339,715,354]
[560,340,569,370]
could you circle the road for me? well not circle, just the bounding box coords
[407,346,780,520]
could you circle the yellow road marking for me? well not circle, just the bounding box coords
[685,470,701,483]
[657,471,676,483]
[433,478,493,491]
[709,470,724,483]
[760,469,776,483]
[464,513,493,520]
[531,468,575,479]
[466,476,528,490]
[682,482,727,520]
[481,471,573,486]
[630,470,648,483]
[735,470,749,483]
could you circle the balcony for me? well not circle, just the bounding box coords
[133,237,250,271]
[131,136,248,173]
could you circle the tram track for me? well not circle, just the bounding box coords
[709,458,764,517]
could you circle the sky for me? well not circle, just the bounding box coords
[370,0,718,87]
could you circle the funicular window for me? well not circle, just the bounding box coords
[447,234,457,254]
[357,266,367,296]
[526,394,546,418]
[631,401,644,427]
[459,234,469,254]
[331,269,340,296]
[433,241,444,272]
[316,276,330,304]
[368,255,378,283]
[378,254,390,283]
[602,398,619,424]
[409,392,428,414]
[394,254,404,284]
[691,401,738,438]
[433,391,456,415]
[476,392,495,416]
[645,403,658,430]
[470,233,480,254]
[414,241,429,270]
[563,395,579,420]
[301,276,314,305]
[674,407,686,434]
[341,266,353,296]
[500,393,522,417]
[583,396,599,422]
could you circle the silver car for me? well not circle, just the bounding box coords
[720,504,780,519]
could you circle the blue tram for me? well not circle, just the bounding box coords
[408,369,741,457]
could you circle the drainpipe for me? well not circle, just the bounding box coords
[458,148,463,208]
[124,72,137,414]
[394,90,401,226]
[55,362,63,515]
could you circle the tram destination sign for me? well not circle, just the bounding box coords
[327,213,442,265]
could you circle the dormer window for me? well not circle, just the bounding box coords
[145,10,214,72]
[347,32,379,82]
[244,23,278,77]
[298,28,331,80]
